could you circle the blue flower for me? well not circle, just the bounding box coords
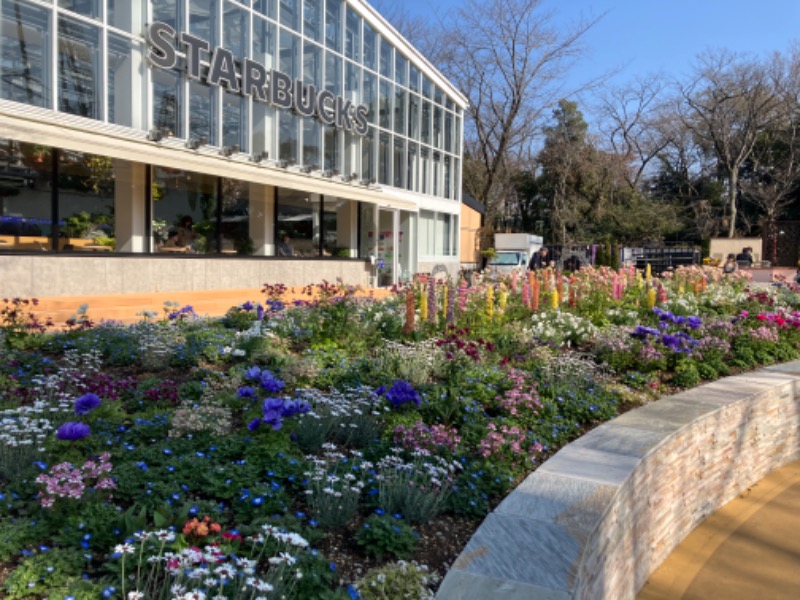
[259,371,285,394]
[262,410,283,431]
[247,418,261,431]
[56,422,90,441]
[242,301,254,311]
[256,304,265,320]
[74,393,101,415]
[237,386,257,399]
[385,380,421,408]
[244,366,262,381]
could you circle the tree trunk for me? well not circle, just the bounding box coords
[728,170,738,238]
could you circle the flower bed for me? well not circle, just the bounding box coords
[1,268,799,599]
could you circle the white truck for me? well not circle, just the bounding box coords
[486,233,543,275]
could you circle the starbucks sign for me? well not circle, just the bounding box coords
[146,22,370,136]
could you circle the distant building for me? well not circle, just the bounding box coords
[460,192,485,271]
[0,0,466,296]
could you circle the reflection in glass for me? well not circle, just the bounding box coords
[276,190,316,256]
[393,137,404,189]
[190,0,218,47]
[445,112,453,153]
[59,0,100,20]
[407,143,417,192]
[361,127,375,181]
[153,69,183,138]
[253,0,276,20]
[379,38,392,79]
[279,111,299,163]
[107,0,144,33]
[363,71,376,124]
[303,119,321,167]
[280,29,300,78]
[253,15,276,70]
[303,40,322,88]
[324,128,339,172]
[0,139,54,252]
[394,88,406,135]
[345,6,360,62]
[58,149,116,251]
[345,60,360,104]
[280,0,300,33]
[189,80,217,145]
[433,106,443,149]
[433,151,441,197]
[223,92,248,152]
[223,2,248,59]
[221,178,252,255]
[107,33,141,128]
[378,132,390,185]
[444,156,451,199]
[421,100,431,145]
[58,16,101,119]
[409,65,420,93]
[325,0,341,52]
[152,166,218,254]
[303,0,322,42]
[379,79,391,129]
[408,93,420,140]
[363,23,376,71]
[1,1,51,108]
[395,53,407,86]
[325,52,342,95]
[152,0,182,31]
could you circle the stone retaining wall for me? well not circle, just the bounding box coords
[436,362,800,600]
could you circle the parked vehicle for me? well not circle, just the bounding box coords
[486,233,543,275]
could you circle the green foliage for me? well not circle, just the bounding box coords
[3,548,92,599]
[355,561,437,600]
[671,359,701,388]
[355,514,418,560]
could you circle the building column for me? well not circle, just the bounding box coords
[337,199,359,257]
[249,182,275,256]
[113,160,147,252]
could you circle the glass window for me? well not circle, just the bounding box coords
[152,0,183,31]
[280,0,300,32]
[223,92,247,151]
[393,137,404,189]
[445,111,453,153]
[107,0,144,33]
[279,29,300,78]
[59,0,100,20]
[303,118,321,167]
[278,111,299,164]
[379,38,392,78]
[276,190,316,256]
[189,80,217,145]
[420,147,429,195]
[378,132,390,185]
[394,87,406,135]
[325,0,341,52]
[253,15,276,70]
[322,198,349,256]
[152,166,218,254]
[433,151,441,197]
[253,0,276,20]
[325,51,342,95]
[419,210,434,256]
[153,69,183,137]
[59,150,116,252]
[434,85,444,105]
[107,33,143,128]
[0,140,54,252]
[422,76,432,99]
[408,93,420,140]
[344,129,358,180]
[433,106,443,149]
[407,142,418,192]
[58,16,101,119]
[324,127,339,172]
[455,115,462,155]
[436,213,452,255]
[223,2,248,59]
[361,126,375,181]
[379,78,391,129]
[345,61,360,104]
[304,0,322,42]
[409,64,420,93]
[303,40,322,88]
[444,156,451,199]
[421,100,431,145]
[363,23,376,71]
[362,71,376,124]
[345,6,360,62]
[1,1,51,109]
[395,53,407,86]
[190,0,218,48]
[221,178,252,255]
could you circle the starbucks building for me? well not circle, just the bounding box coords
[0,0,466,296]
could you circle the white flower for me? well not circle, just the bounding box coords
[128,592,145,600]
[115,543,135,555]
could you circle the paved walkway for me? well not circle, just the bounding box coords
[638,459,800,600]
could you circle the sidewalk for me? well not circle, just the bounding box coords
[638,459,800,600]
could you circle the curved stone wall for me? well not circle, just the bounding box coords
[436,362,800,600]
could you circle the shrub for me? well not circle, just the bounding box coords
[355,513,418,560]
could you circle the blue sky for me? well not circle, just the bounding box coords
[400,0,800,89]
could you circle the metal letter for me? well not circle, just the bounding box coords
[208,47,241,93]
[315,90,336,126]
[335,96,355,131]
[146,22,177,70]
[270,70,293,109]
[353,104,370,136]
[180,32,210,80]
[294,80,316,117]
[242,59,268,102]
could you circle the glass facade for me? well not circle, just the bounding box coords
[0,0,464,271]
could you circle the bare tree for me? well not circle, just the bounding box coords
[434,0,599,229]
[597,75,674,189]
[680,50,784,238]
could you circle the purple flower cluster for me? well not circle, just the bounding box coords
[244,366,286,394]
[653,307,702,329]
[168,305,197,321]
[241,301,266,320]
[250,397,311,431]
[378,380,422,408]
[631,310,701,355]
[56,421,91,441]
[74,393,102,415]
